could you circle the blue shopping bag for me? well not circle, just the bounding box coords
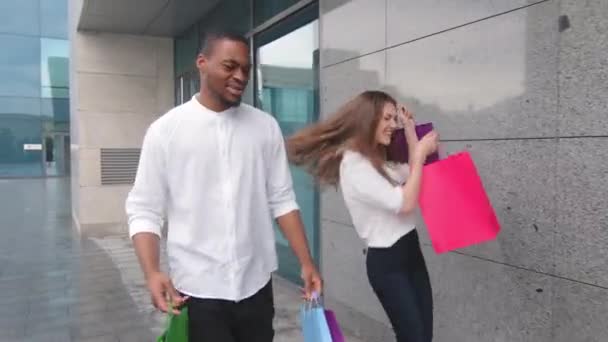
[300,295,332,342]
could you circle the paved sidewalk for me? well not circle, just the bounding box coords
[0,178,363,342]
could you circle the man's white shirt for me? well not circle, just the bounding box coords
[126,95,299,301]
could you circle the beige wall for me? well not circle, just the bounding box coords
[70,29,174,235]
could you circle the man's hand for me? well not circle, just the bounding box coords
[146,271,187,314]
[301,263,323,300]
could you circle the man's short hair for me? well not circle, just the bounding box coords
[199,29,249,56]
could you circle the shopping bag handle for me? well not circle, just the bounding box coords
[303,291,324,311]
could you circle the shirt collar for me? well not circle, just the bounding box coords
[190,93,239,117]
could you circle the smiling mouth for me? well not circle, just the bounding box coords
[227,85,244,96]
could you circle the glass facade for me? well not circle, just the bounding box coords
[0,0,70,178]
[173,0,320,284]
[256,10,320,283]
[254,0,301,26]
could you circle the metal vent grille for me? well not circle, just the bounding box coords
[100,148,141,185]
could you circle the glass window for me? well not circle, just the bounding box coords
[182,74,191,100]
[41,38,70,98]
[0,97,43,177]
[39,130,70,176]
[175,78,183,105]
[41,98,69,123]
[257,20,319,132]
[200,0,251,36]
[41,119,69,134]
[0,0,40,36]
[0,34,40,97]
[41,0,68,39]
[41,87,69,98]
[242,77,254,106]
[0,97,41,117]
[254,0,300,26]
[255,13,320,283]
[187,72,200,99]
[174,27,199,76]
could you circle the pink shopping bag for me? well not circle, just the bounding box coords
[324,310,345,342]
[419,151,500,254]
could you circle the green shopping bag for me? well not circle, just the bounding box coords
[157,301,188,342]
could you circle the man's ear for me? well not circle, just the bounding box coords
[196,53,207,73]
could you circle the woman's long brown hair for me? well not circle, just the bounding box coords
[287,90,397,187]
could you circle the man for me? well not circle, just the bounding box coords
[125,29,322,341]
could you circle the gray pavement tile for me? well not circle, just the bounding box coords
[0,324,26,341]
[71,322,117,341]
[77,335,119,342]
[0,179,364,342]
[27,307,70,324]
[0,316,27,331]
[0,296,29,310]
[71,310,107,328]
[22,329,72,342]
[0,284,32,298]
[68,294,112,316]
[115,328,156,342]
[25,318,72,337]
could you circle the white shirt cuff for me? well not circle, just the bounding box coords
[129,218,162,238]
[272,201,300,219]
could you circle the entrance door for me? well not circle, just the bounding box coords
[43,132,70,177]
[254,3,320,284]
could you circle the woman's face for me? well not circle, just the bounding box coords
[374,102,398,146]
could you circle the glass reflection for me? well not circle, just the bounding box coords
[256,18,320,280]
[41,0,68,39]
[0,97,42,177]
[174,28,199,76]
[40,124,70,177]
[41,38,69,99]
[0,97,40,117]
[200,0,251,35]
[0,0,40,36]
[257,21,319,135]
[0,34,40,97]
[41,98,69,123]
[254,0,300,26]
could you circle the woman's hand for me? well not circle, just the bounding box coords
[399,105,415,130]
[414,131,439,163]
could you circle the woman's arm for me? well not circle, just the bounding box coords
[401,105,419,166]
[398,131,438,215]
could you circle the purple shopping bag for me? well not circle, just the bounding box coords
[387,123,438,164]
[324,310,345,342]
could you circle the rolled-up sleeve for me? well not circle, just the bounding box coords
[266,121,299,218]
[125,124,167,238]
[341,153,403,214]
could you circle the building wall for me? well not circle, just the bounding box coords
[69,0,174,234]
[319,0,608,341]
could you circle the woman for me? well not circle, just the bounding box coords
[287,90,438,342]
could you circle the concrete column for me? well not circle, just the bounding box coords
[69,20,174,235]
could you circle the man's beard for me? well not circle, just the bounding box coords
[222,96,242,107]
